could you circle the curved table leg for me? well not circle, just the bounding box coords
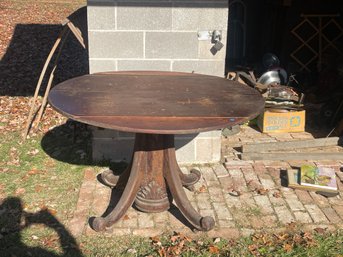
[164,147,215,231]
[100,163,131,189]
[177,167,201,191]
[179,169,201,187]
[92,153,144,232]
[167,145,201,191]
[92,133,214,232]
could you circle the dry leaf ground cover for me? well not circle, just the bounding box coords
[1,0,343,256]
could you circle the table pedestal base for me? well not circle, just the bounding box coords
[92,133,214,232]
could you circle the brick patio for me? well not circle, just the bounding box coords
[68,125,343,238]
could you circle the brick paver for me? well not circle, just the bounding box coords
[294,211,313,223]
[305,204,329,223]
[71,126,343,238]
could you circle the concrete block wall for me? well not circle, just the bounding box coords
[87,0,228,164]
[91,128,222,164]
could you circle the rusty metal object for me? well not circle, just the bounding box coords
[49,71,264,232]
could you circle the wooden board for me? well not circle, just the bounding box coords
[241,152,343,161]
[243,137,342,153]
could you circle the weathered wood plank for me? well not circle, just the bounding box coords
[242,137,342,153]
[241,152,343,161]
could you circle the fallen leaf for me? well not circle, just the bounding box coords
[198,185,207,193]
[27,149,39,156]
[15,188,25,195]
[209,245,219,254]
[41,205,57,215]
[272,191,281,198]
[127,249,137,254]
[0,168,9,173]
[123,214,130,221]
[256,188,269,195]
[229,189,241,197]
[170,234,179,243]
[274,232,289,241]
[314,227,326,234]
[35,185,44,192]
[27,169,41,175]
[150,236,160,243]
[286,222,297,231]
[293,234,303,244]
[158,248,166,257]
[248,244,258,254]
[283,243,293,252]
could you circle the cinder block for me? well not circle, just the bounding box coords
[175,131,221,139]
[90,126,119,138]
[88,31,144,58]
[93,138,134,162]
[91,130,221,164]
[175,134,198,140]
[87,0,227,165]
[118,60,171,71]
[196,137,221,163]
[172,2,228,31]
[175,138,196,164]
[117,131,135,139]
[172,60,225,77]
[92,136,198,164]
[197,130,221,138]
[145,32,198,59]
[89,59,116,74]
[88,0,114,4]
[87,4,116,30]
[117,2,172,30]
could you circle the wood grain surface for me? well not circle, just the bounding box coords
[48,71,264,134]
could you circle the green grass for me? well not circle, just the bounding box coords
[0,125,89,218]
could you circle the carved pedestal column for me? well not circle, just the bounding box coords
[92,133,214,232]
[134,134,171,212]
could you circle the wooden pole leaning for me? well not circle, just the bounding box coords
[22,25,69,140]
[35,29,71,128]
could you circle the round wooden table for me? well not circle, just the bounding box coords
[48,71,264,232]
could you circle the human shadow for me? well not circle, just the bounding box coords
[0,197,83,257]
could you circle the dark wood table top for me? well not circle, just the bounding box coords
[48,71,264,134]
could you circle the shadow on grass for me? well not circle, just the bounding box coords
[41,120,104,166]
[0,197,83,257]
[40,121,133,173]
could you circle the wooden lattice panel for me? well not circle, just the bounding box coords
[291,14,343,72]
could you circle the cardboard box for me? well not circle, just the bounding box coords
[258,110,305,133]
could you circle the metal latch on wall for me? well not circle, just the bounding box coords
[197,30,224,55]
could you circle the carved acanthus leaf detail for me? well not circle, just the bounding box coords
[137,181,167,200]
